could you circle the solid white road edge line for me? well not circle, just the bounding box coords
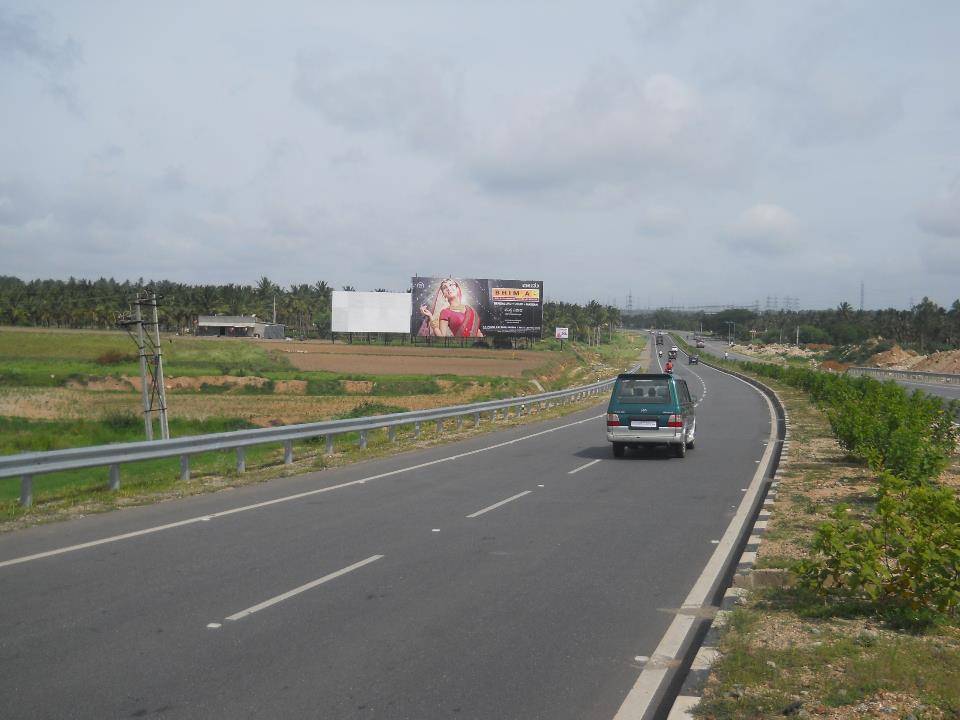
[568,459,601,475]
[466,491,532,518]
[0,413,606,570]
[224,554,384,622]
[613,356,777,720]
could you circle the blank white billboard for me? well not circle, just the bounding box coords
[331,291,411,333]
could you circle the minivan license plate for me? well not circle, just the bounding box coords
[630,420,657,429]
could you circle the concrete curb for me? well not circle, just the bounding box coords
[663,342,791,719]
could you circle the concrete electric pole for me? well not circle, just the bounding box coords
[118,290,170,440]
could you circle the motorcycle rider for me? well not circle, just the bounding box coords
[664,360,674,373]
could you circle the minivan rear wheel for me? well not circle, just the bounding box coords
[612,442,625,458]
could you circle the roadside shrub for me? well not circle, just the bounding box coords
[826,380,957,485]
[198,382,233,394]
[336,401,407,419]
[95,350,135,365]
[101,411,141,431]
[239,380,275,395]
[305,378,343,395]
[796,473,960,626]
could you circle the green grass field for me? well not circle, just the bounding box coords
[0,328,642,520]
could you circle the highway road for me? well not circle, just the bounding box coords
[690,335,960,404]
[0,347,773,720]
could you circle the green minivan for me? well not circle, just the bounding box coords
[605,373,696,458]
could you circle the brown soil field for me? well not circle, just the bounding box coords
[268,340,545,377]
[0,384,495,426]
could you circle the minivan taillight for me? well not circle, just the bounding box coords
[666,414,683,428]
[606,413,621,426]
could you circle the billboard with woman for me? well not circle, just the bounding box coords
[411,277,543,337]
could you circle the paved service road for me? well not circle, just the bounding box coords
[0,348,772,720]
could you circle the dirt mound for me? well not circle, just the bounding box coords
[912,348,960,374]
[273,380,307,394]
[868,344,922,370]
[343,380,374,394]
[736,343,815,359]
[819,359,851,373]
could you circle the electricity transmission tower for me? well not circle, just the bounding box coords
[117,290,170,440]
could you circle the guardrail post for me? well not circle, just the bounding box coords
[474,412,480,427]
[180,454,190,481]
[388,426,397,442]
[109,464,121,492]
[284,440,293,465]
[325,434,334,455]
[436,419,443,435]
[236,447,246,474]
[359,430,367,450]
[414,421,421,439]
[20,474,32,507]
[520,404,526,416]
[457,415,463,430]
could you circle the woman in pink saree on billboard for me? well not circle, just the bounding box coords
[418,278,484,337]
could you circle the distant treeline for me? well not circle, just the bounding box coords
[0,276,622,344]
[623,299,960,351]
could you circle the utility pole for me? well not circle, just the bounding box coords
[149,292,170,439]
[860,281,864,312]
[796,325,800,346]
[133,300,152,440]
[118,290,170,441]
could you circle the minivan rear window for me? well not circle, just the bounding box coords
[615,378,672,404]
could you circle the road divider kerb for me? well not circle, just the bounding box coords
[613,335,785,720]
[658,333,791,720]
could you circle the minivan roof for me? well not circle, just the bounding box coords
[616,373,672,380]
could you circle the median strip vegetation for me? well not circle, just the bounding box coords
[671,335,960,719]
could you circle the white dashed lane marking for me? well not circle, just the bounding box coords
[568,459,601,475]
[466,491,532,519]
[221,554,384,624]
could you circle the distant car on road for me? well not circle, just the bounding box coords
[696,339,705,348]
[688,354,699,364]
[605,373,696,458]
[668,346,678,359]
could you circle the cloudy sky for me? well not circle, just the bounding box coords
[2,1,959,309]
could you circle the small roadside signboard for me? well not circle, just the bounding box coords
[555,326,569,348]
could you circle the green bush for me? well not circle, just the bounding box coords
[239,380,275,395]
[673,332,960,623]
[336,401,407,419]
[305,378,344,395]
[796,473,960,626]
[101,412,142,432]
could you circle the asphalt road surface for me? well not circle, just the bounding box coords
[0,348,772,720]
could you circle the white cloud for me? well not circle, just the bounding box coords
[720,204,800,256]
[293,51,464,153]
[467,63,743,200]
[636,204,685,237]
[917,177,960,238]
[0,8,82,111]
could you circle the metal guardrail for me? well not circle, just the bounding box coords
[2,369,637,507]
[846,366,960,386]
